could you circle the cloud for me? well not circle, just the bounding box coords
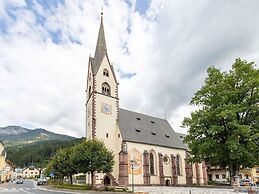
[0,0,258,137]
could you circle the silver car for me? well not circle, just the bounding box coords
[16,178,23,184]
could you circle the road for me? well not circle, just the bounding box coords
[0,179,89,194]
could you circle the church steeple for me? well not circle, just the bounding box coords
[92,11,107,75]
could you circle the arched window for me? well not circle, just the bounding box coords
[102,82,111,96]
[150,152,155,175]
[103,69,109,77]
[176,155,181,175]
[88,86,91,98]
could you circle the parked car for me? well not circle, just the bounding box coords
[37,178,47,185]
[16,178,23,184]
[239,179,254,186]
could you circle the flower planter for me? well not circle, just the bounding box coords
[247,188,256,194]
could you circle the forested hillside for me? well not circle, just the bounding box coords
[6,138,83,168]
[0,126,76,147]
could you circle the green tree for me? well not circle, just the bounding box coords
[71,139,114,188]
[183,58,259,183]
[46,147,77,184]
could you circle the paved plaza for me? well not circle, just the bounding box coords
[134,186,259,194]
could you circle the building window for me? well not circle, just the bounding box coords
[106,133,108,138]
[150,152,155,175]
[163,155,170,165]
[103,69,109,77]
[222,174,226,179]
[216,174,219,179]
[256,168,259,173]
[122,141,127,152]
[176,155,181,175]
[102,82,111,96]
[118,134,120,138]
[25,172,27,174]
[31,172,33,174]
[88,86,91,98]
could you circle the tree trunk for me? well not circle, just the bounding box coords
[229,162,239,186]
[69,174,73,185]
[91,171,95,189]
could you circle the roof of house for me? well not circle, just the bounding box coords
[176,132,187,143]
[23,165,39,171]
[119,108,187,150]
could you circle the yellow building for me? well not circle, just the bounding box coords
[5,160,14,181]
[22,166,40,178]
[85,13,207,187]
[0,141,7,183]
[239,166,259,183]
[207,165,259,185]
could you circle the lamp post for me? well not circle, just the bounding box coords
[130,159,135,193]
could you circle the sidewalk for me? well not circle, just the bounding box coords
[39,185,127,194]
[0,182,7,189]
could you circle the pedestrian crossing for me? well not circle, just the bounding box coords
[0,188,37,193]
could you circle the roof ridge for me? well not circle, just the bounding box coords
[119,108,166,121]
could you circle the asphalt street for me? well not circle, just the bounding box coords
[0,180,92,194]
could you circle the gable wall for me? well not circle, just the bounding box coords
[126,141,186,185]
[86,61,94,139]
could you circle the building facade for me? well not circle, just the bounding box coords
[208,165,259,184]
[22,166,40,178]
[0,141,7,183]
[85,13,207,186]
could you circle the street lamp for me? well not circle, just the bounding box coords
[130,159,135,193]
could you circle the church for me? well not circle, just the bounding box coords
[85,12,207,186]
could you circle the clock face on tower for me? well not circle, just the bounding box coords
[101,103,112,114]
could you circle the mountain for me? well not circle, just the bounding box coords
[0,126,76,147]
[6,138,83,168]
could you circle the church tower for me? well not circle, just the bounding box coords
[86,12,119,149]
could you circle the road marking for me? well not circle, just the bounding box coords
[39,187,83,194]
[0,188,17,193]
[19,188,35,194]
[0,188,37,193]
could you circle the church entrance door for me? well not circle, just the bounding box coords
[166,179,170,186]
[104,176,111,185]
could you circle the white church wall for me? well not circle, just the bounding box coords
[86,60,93,139]
[95,56,117,97]
[127,142,187,185]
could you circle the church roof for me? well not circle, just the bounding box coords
[92,12,107,75]
[119,108,187,150]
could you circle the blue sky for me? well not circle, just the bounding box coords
[135,0,150,15]
[0,0,258,137]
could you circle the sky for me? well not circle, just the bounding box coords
[0,0,258,138]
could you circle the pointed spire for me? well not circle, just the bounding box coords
[92,10,107,75]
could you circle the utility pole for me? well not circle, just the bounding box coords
[130,160,135,193]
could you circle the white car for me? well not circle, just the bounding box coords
[16,178,23,184]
